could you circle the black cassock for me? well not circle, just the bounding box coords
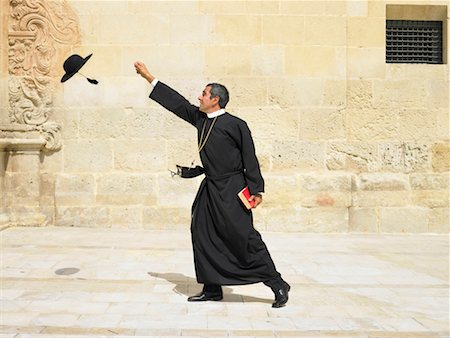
[150,82,281,285]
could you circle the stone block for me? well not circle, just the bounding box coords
[272,141,326,171]
[323,79,347,107]
[266,206,348,232]
[379,142,404,172]
[161,111,198,142]
[100,14,169,45]
[347,17,385,47]
[353,191,412,207]
[79,108,130,139]
[286,46,345,77]
[263,174,301,208]
[251,46,284,76]
[300,207,349,232]
[326,142,380,172]
[347,108,398,141]
[269,77,324,107]
[63,139,113,173]
[128,1,199,14]
[299,108,345,140]
[436,108,450,141]
[410,173,449,190]
[96,173,157,205]
[427,80,449,109]
[113,139,166,172]
[280,1,346,15]
[262,15,304,44]
[55,174,95,206]
[412,190,449,208]
[171,14,214,44]
[347,80,373,108]
[199,1,247,14]
[143,206,191,230]
[380,207,429,233]
[214,15,261,44]
[432,142,450,172]
[349,207,379,232]
[237,106,298,142]
[204,46,251,77]
[40,150,64,173]
[5,173,40,205]
[167,140,201,170]
[373,80,427,108]
[428,207,450,233]
[7,152,40,173]
[404,143,431,173]
[110,206,143,229]
[265,207,301,232]
[305,16,347,46]
[73,46,122,77]
[398,109,438,142]
[347,0,368,16]
[39,173,55,199]
[63,77,105,107]
[55,206,110,227]
[347,48,385,79]
[353,173,409,191]
[216,77,267,107]
[158,174,201,207]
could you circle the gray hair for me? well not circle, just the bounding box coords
[207,83,229,108]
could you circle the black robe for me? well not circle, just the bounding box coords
[150,82,280,285]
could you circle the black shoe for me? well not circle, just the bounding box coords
[272,282,290,308]
[187,291,223,302]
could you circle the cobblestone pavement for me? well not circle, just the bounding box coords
[0,227,448,338]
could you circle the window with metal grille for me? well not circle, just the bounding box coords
[386,20,443,64]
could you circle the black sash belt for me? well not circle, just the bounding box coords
[175,165,242,181]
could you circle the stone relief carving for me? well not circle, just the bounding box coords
[7,0,80,151]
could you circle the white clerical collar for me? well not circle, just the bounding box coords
[207,108,225,119]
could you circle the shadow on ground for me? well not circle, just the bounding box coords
[148,271,273,304]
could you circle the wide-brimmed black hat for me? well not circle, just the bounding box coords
[61,53,97,84]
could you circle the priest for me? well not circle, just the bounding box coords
[134,61,290,308]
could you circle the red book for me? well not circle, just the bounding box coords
[238,186,255,209]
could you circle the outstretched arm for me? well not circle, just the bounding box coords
[134,61,155,84]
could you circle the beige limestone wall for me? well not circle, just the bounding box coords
[1,0,8,224]
[3,0,449,232]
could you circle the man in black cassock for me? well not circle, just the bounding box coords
[134,61,290,308]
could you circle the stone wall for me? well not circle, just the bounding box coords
[1,0,449,232]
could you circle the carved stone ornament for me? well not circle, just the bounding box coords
[7,0,80,151]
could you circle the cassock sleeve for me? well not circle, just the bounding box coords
[239,121,265,195]
[149,81,202,126]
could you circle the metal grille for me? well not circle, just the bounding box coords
[386,20,443,64]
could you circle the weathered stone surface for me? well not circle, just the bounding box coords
[428,207,449,233]
[110,206,143,229]
[327,142,380,172]
[262,15,304,44]
[349,207,379,232]
[64,140,113,173]
[215,15,261,44]
[263,174,301,208]
[272,141,326,171]
[352,191,412,207]
[410,173,449,190]
[347,108,398,141]
[380,207,429,233]
[347,80,373,108]
[157,175,201,207]
[96,174,157,205]
[432,142,450,172]
[55,206,110,227]
[143,206,191,230]
[299,108,345,140]
[412,190,449,208]
[55,174,95,206]
[114,139,166,172]
[353,173,409,191]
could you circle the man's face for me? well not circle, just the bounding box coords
[198,86,219,113]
